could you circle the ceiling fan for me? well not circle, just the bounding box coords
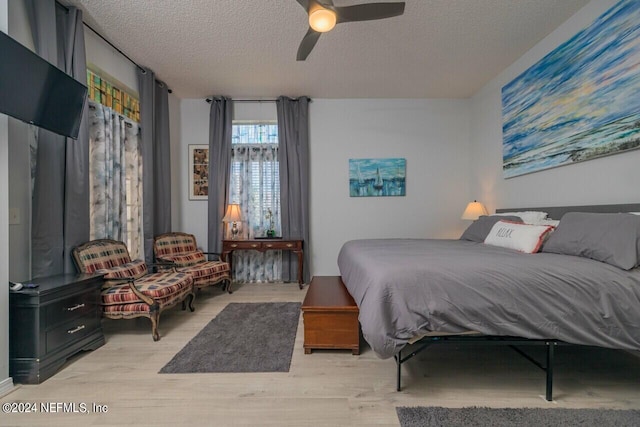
[295,0,406,61]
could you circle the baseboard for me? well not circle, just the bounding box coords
[0,376,15,397]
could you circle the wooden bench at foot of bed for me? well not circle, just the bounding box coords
[302,276,360,355]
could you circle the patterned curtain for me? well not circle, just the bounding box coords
[125,129,144,260]
[88,100,144,259]
[229,143,281,282]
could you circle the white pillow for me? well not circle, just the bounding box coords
[537,219,560,227]
[495,211,548,225]
[484,221,554,253]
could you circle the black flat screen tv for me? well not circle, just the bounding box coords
[0,31,87,139]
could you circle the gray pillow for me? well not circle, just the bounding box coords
[541,212,640,270]
[460,215,523,243]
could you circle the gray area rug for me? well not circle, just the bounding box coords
[159,302,300,373]
[396,406,640,427]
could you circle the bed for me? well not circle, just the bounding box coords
[337,203,640,400]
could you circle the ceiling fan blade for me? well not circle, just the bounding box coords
[335,2,405,23]
[297,27,322,61]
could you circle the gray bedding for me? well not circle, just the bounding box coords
[337,239,640,359]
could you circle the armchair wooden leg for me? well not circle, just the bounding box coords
[226,279,233,294]
[187,292,196,312]
[150,310,160,342]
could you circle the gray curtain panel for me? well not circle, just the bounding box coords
[27,1,90,276]
[137,67,172,263]
[207,97,233,254]
[276,96,310,283]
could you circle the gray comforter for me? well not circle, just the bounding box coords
[337,239,640,359]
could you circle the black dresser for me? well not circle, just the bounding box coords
[9,273,105,384]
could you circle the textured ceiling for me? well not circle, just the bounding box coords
[66,0,589,99]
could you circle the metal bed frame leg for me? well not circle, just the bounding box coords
[546,341,555,401]
[393,337,558,399]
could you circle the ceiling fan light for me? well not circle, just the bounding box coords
[309,8,337,33]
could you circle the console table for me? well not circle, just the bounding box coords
[9,273,105,384]
[221,239,304,288]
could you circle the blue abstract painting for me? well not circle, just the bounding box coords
[502,0,640,178]
[349,158,406,197]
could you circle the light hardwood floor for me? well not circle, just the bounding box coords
[2,282,640,426]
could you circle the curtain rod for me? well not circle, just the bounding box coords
[206,98,276,104]
[205,98,311,103]
[82,21,172,93]
[83,22,141,71]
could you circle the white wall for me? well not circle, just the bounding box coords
[470,0,640,214]
[175,98,472,275]
[175,99,209,240]
[310,99,471,275]
[85,27,138,96]
[1,0,14,397]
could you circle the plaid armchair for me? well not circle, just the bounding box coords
[72,239,195,341]
[154,232,232,293]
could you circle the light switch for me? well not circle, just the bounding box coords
[9,207,20,225]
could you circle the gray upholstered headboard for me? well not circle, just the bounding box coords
[496,203,640,220]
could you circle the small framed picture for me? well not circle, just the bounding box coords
[349,158,406,197]
[189,144,209,200]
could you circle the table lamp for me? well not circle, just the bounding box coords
[222,204,243,239]
[461,200,488,220]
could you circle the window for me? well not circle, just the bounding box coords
[229,122,280,238]
[228,121,281,282]
[86,68,140,122]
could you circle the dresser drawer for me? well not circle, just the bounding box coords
[45,291,98,326]
[45,313,100,354]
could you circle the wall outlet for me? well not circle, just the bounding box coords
[9,207,20,225]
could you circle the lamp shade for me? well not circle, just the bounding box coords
[461,201,488,220]
[309,7,337,32]
[222,204,243,223]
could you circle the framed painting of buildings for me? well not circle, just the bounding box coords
[189,144,209,200]
[349,158,406,197]
[502,0,640,178]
